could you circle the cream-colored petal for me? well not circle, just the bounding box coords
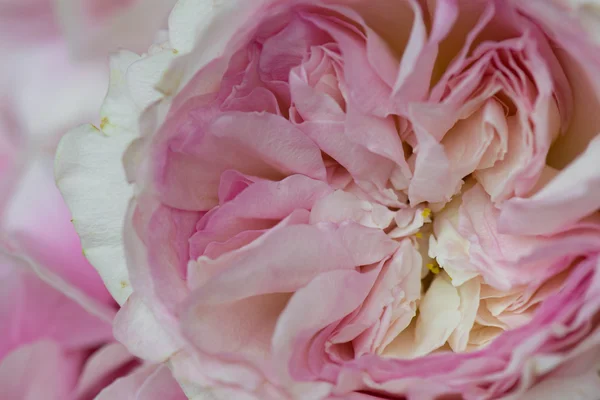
[100,50,142,136]
[448,277,481,352]
[413,274,461,356]
[55,125,135,304]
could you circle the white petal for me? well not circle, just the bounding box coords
[100,50,142,136]
[168,0,227,54]
[55,124,134,304]
[447,278,481,352]
[428,199,477,286]
[127,50,177,111]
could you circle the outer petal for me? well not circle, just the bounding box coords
[2,242,116,325]
[0,253,113,359]
[3,158,113,308]
[520,372,600,400]
[156,0,273,95]
[100,50,143,136]
[168,0,227,54]
[55,124,135,304]
[516,0,600,167]
[95,364,187,400]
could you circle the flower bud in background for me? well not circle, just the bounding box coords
[0,0,184,398]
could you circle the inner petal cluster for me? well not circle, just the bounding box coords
[94,2,600,399]
[138,0,580,364]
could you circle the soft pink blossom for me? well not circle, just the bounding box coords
[0,250,124,400]
[56,0,600,399]
[0,0,185,398]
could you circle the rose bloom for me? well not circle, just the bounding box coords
[0,245,187,400]
[56,0,600,399]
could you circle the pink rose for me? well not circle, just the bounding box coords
[56,0,600,399]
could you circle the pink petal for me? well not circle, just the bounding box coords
[0,340,80,400]
[190,175,332,259]
[155,111,326,210]
[187,221,398,304]
[74,342,139,399]
[499,133,600,235]
[272,268,380,382]
[0,256,113,359]
[113,293,180,363]
[95,364,187,400]
[309,190,395,229]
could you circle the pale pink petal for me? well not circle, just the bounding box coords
[186,210,310,289]
[499,133,600,235]
[0,254,113,359]
[96,364,187,400]
[0,340,80,400]
[113,294,180,363]
[187,222,398,304]
[441,99,508,194]
[156,111,327,210]
[272,268,380,383]
[288,45,346,121]
[74,342,139,399]
[298,120,402,206]
[334,240,422,355]
[301,11,392,116]
[190,175,332,259]
[182,292,290,367]
[258,14,329,83]
[388,206,428,238]
[4,158,113,306]
[309,190,395,229]
[518,0,600,168]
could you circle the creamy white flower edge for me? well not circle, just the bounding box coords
[55,52,139,305]
[54,0,221,305]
